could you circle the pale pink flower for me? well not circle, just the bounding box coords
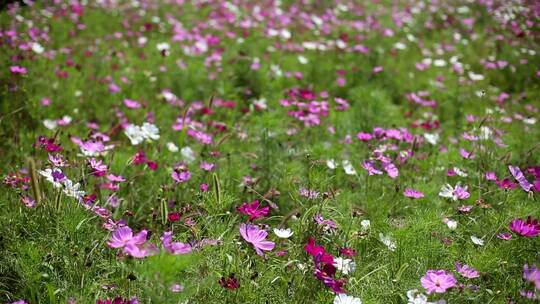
[239,223,275,256]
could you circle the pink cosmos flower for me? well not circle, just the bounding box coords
[485,171,497,181]
[403,188,424,199]
[382,161,399,179]
[356,132,373,141]
[160,231,192,255]
[362,160,383,175]
[21,196,35,208]
[459,148,473,159]
[237,200,269,221]
[457,205,473,213]
[523,264,540,290]
[509,217,540,237]
[89,158,108,177]
[10,66,27,74]
[200,161,215,171]
[421,270,457,294]
[123,98,141,109]
[107,226,157,258]
[455,262,480,279]
[508,165,533,192]
[497,232,512,240]
[107,226,147,249]
[239,223,275,256]
[171,170,191,183]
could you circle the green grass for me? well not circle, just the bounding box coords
[1,0,539,303]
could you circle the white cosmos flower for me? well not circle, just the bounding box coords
[31,42,44,54]
[327,159,338,169]
[479,126,492,140]
[423,133,439,145]
[124,123,160,145]
[181,146,196,163]
[156,42,170,52]
[453,167,468,177]
[360,220,371,231]
[439,184,454,199]
[298,55,308,64]
[63,179,85,200]
[334,257,356,275]
[334,294,362,304]
[471,235,484,246]
[446,219,458,230]
[379,233,397,251]
[38,168,63,188]
[407,289,428,304]
[468,71,484,81]
[407,289,447,304]
[273,228,293,239]
[342,160,357,175]
[166,142,179,152]
[124,124,144,145]
[141,122,160,141]
[43,119,58,130]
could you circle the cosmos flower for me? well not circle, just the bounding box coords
[237,200,269,221]
[420,270,457,294]
[404,188,424,199]
[218,274,240,289]
[508,165,533,192]
[455,262,480,279]
[342,160,357,175]
[10,66,27,74]
[273,227,294,239]
[509,217,540,237]
[333,294,362,304]
[523,264,540,290]
[239,224,275,256]
[379,233,397,251]
[470,236,484,246]
[439,184,470,201]
[124,123,160,145]
[39,168,65,188]
[160,231,192,255]
[334,257,356,275]
[107,226,157,259]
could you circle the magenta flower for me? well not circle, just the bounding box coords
[509,217,540,237]
[495,178,517,190]
[523,264,540,290]
[160,231,192,255]
[237,200,269,221]
[420,270,457,294]
[403,188,424,199]
[239,223,275,256]
[455,262,480,279]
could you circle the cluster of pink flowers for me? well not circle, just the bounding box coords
[305,238,346,293]
[280,88,331,127]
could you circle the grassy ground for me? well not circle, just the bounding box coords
[1,0,539,303]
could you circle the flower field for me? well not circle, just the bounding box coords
[1,0,539,303]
